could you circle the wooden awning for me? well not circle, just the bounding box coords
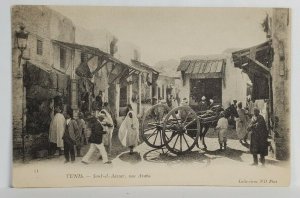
[232,40,273,78]
[177,59,225,79]
[232,40,274,100]
[131,59,159,74]
[52,40,144,84]
[52,40,143,75]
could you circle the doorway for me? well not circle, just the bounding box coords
[189,78,222,109]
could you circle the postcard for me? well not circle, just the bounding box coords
[12,6,290,187]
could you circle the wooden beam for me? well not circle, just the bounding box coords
[109,67,127,84]
[248,57,271,73]
[108,63,116,77]
[91,59,108,75]
[87,54,95,62]
[129,69,136,75]
[120,69,135,81]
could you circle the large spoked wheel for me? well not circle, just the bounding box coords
[141,104,171,149]
[162,106,200,155]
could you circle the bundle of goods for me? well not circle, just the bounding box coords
[198,110,219,124]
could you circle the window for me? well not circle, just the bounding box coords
[60,48,66,69]
[81,52,87,62]
[158,87,161,99]
[37,39,43,55]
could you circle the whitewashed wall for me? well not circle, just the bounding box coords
[222,53,250,108]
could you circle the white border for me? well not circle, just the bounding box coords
[1,0,299,197]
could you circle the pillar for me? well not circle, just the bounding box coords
[12,47,26,159]
[271,8,290,160]
[115,82,120,119]
[138,73,142,114]
[128,77,133,104]
[70,49,78,118]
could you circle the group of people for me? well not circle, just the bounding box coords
[48,101,141,165]
[214,97,269,166]
[48,106,87,163]
[198,96,215,111]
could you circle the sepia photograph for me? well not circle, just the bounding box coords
[11,5,290,187]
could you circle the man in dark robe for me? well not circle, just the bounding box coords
[62,109,80,163]
[247,108,269,166]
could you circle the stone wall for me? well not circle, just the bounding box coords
[11,5,75,159]
[271,8,290,160]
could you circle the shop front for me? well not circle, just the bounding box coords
[232,40,281,159]
[22,61,70,159]
[177,58,225,111]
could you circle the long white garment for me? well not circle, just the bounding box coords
[49,112,66,148]
[261,102,268,124]
[100,109,114,149]
[216,117,228,144]
[171,99,178,109]
[118,111,140,147]
[235,108,248,140]
[82,143,108,163]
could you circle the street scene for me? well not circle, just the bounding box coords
[12,6,290,187]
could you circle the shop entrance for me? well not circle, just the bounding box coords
[189,78,222,109]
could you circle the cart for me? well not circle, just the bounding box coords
[141,104,223,155]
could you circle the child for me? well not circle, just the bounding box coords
[215,111,228,151]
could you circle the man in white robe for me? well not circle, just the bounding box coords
[49,106,66,156]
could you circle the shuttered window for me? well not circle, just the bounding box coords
[37,39,43,55]
[60,48,66,69]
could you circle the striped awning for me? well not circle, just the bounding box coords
[177,59,225,79]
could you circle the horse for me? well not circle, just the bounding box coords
[197,104,239,150]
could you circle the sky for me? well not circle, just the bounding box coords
[51,6,271,66]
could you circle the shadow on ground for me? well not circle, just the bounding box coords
[205,128,240,140]
[205,146,250,162]
[118,151,142,164]
[143,148,217,166]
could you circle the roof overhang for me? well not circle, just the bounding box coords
[232,40,273,100]
[52,40,143,74]
[177,59,225,79]
[131,59,159,74]
[232,40,273,79]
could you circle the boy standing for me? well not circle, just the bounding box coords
[215,111,228,151]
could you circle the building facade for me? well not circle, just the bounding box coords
[231,8,290,160]
[12,5,76,159]
[177,53,250,111]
